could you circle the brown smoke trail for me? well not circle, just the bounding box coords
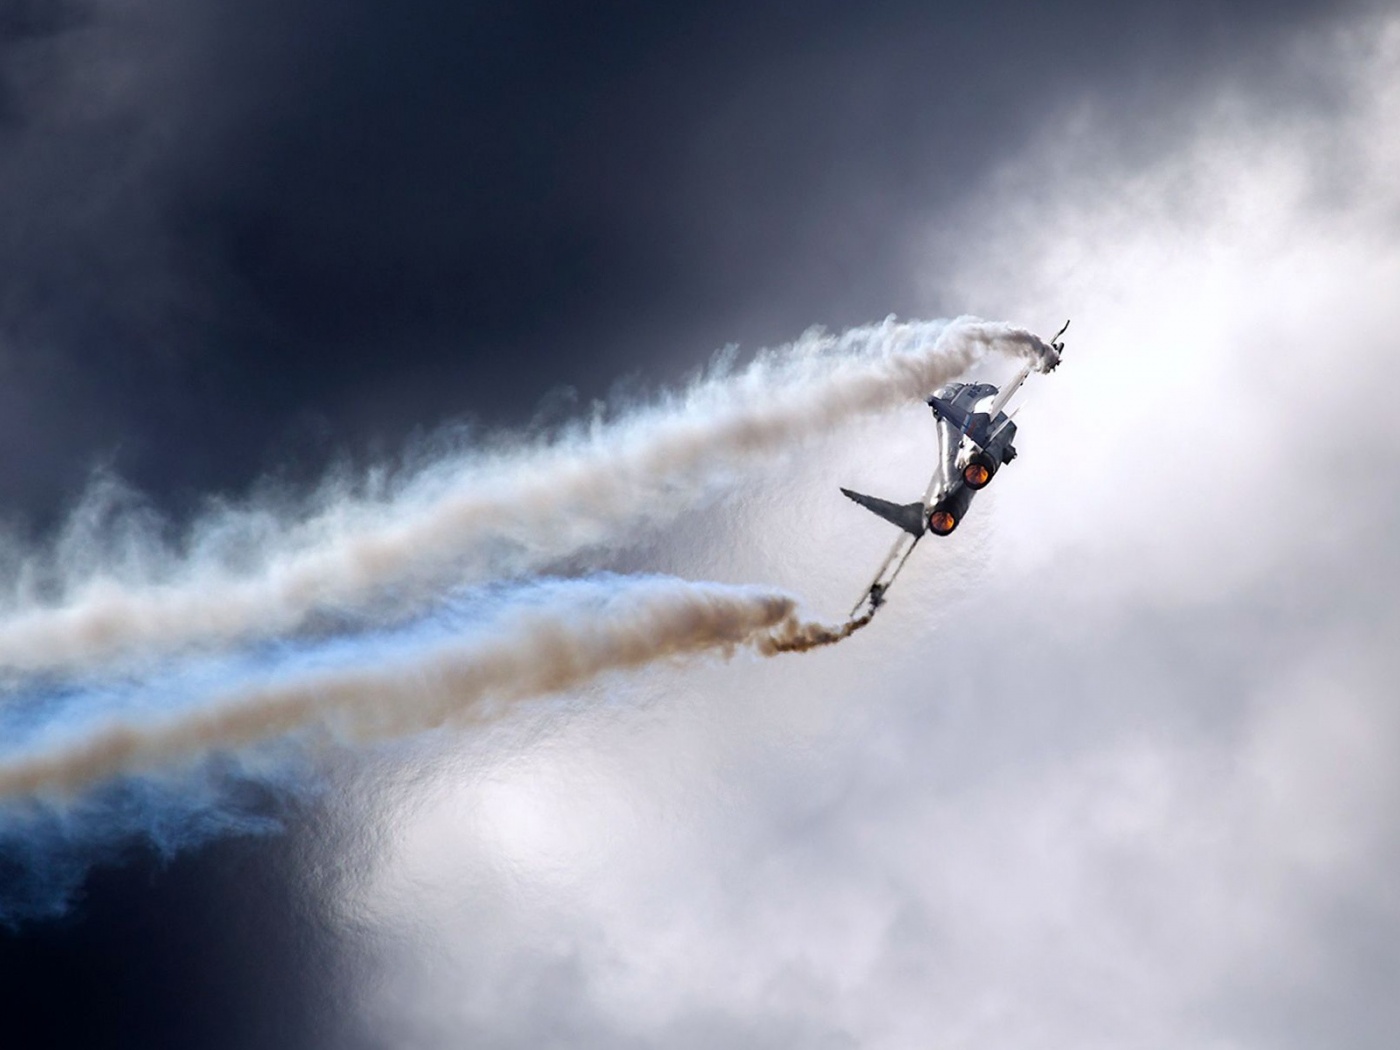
[0,581,871,800]
[0,317,1053,676]
[759,609,875,653]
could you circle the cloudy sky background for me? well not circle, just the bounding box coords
[2,1,1399,1047]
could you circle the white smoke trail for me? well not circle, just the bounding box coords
[0,316,1055,676]
[0,576,869,800]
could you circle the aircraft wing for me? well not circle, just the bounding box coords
[847,453,948,617]
[984,363,1033,421]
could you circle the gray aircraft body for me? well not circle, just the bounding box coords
[842,321,1068,616]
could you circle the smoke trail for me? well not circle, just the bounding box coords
[760,608,874,653]
[0,317,1054,675]
[0,577,872,800]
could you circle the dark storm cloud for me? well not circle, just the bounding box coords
[0,828,356,1048]
[0,0,1364,524]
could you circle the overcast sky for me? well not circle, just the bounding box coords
[2,1,1399,1047]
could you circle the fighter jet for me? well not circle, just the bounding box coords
[843,321,1068,616]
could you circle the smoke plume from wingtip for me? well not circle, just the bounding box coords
[0,317,1052,677]
[0,577,870,800]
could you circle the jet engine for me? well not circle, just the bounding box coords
[927,484,975,536]
[961,451,999,490]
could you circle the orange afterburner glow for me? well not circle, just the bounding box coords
[963,462,991,488]
[929,510,957,535]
